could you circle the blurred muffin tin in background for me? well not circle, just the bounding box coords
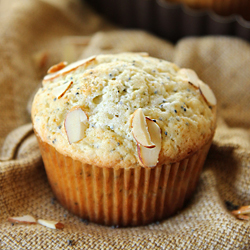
[85,0,250,42]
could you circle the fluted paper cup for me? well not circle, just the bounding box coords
[36,133,212,227]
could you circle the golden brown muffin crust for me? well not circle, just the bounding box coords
[32,53,216,168]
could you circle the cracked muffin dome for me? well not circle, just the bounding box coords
[32,52,216,169]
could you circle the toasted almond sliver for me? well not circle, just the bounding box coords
[131,108,155,148]
[137,117,162,168]
[178,68,200,88]
[52,81,73,99]
[199,81,217,106]
[64,106,88,144]
[231,205,250,215]
[8,215,37,224]
[235,214,250,221]
[54,222,65,229]
[38,219,64,229]
[47,61,68,74]
[43,55,96,81]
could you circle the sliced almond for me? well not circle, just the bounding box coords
[64,106,88,144]
[235,214,250,221]
[231,205,250,215]
[47,61,68,74]
[52,81,73,99]
[8,215,36,224]
[137,118,162,168]
[44,55,96,81]
[38,219,64,229]
[199,81,217,106]
[179,68,200,88]
[131,108,155,148]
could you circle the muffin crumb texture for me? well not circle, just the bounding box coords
[32,53,216,168]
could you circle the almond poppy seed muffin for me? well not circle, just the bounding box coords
[32,52,216,226]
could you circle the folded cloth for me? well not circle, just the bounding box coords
[1,0,250,249]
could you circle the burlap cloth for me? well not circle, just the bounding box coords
[1,0,250,249]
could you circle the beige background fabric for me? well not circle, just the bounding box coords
[0,0,250,249]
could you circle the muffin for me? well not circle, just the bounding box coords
[32,52,217,226]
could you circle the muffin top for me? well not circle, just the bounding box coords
[32,53,216,168]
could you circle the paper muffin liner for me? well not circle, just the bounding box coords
[36,135,212,227]
[85,0,250,42]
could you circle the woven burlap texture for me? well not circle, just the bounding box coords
[1,0,250,249]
